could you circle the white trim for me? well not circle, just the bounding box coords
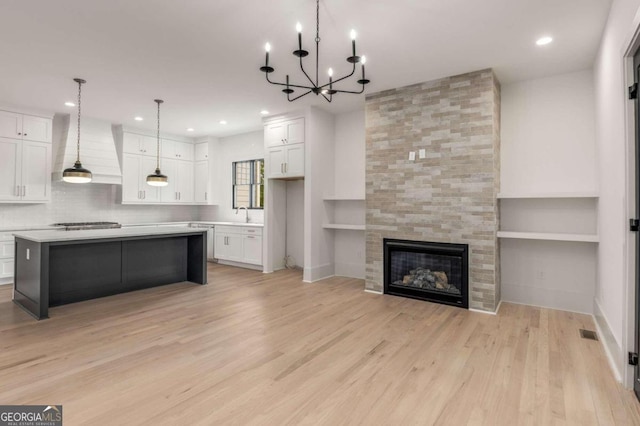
[302,263,335,283]
[364,288,383,295]
[469,301,502,315]
[594,298,624,383]
[497,192,599,199]
[621,5,640,390]
[216,259,263,271]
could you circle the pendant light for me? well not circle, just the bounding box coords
[62,78,92,183]
[146,99,168,187]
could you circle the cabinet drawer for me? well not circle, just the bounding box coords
[215,225,263,236]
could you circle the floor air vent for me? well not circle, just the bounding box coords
[579,329,598,341]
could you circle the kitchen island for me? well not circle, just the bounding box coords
[12,226,208,320]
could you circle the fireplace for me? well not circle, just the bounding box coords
[384,239,469,308]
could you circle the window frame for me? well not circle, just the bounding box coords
[232,158,264,210]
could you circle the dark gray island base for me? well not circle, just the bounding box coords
[12,227,208,320]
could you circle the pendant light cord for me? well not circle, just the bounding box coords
[76,79,82,163]
[315,0,320,86]
[156,100,161,171]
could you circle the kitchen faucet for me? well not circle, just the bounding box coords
[236,206,249,223]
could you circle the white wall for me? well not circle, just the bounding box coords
[303,107,336,281]
[501,70,597,194]
[199,130,265,224]
[286,180,304,268]
[333,110,366,279]
[593,0,640,385]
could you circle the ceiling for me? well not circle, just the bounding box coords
[0,0,611,138]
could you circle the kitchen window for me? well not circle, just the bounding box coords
[233,159,264,209]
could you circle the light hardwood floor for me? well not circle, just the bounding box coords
[1,263,639,425]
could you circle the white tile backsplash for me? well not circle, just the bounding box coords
[0,181,198,228]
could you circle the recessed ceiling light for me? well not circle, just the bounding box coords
[536,36,553,46]
[260,110,269,115]
[186,128,195,132]
[220,120,227,125]
[134,116,143,121]
[64,101,75,107]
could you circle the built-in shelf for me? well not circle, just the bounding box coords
[497,192,599,199]
[323,224,366,231]
[497,231,598,243]
[323,196,366,201]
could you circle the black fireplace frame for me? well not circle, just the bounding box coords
[383,238,469,309]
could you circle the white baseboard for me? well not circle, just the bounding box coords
[593,298,624,383]
[303,263,335,283]
[469,300,502,315]
[217,260,263,271]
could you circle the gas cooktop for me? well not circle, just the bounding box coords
[53,222,122,231]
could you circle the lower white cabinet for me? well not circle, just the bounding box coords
[0,233,15,284]
[214,226,263,266]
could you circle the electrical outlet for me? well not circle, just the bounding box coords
[535,270,545,280]
[409,151,416,161]
[419,149,426,159]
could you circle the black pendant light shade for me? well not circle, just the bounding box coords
[146,99,168,187]
[63,78,92,183]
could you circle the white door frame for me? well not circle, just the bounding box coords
[622,8,640,389]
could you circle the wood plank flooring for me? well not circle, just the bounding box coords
[0,263,639,425]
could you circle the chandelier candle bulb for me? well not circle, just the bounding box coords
[296,22,302,51]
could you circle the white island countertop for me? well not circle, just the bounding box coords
[13,226,207,243]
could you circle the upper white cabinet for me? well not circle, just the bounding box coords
[266,142,305,179]
[162,140,194,161]
[0,111,52,143]
[265,117,305,179]
[195,142,209,161]
[265,117,304,147]
[0,137,51,202]
[0,109,52,204]
[121,154,161,203]
[123,133,157,157]
[194,160,209,204]
[158,159,194,204]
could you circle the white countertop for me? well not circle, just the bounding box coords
[13,226,207,243]
[121,221,264,228]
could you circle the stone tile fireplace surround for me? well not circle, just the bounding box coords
[365,69,501,312]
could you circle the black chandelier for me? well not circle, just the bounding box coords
[259,0,370,102]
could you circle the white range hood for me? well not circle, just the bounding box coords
[52,114,122,184]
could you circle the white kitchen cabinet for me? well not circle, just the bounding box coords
[265,117,304,147]
[122,154,161,203]
[0,111,51,143]
[215,233,243,262]
[0,233,14,283]
[266,144,304,179]
[21,141,51,201]
[214,226,263,266]
[159,159,193,203]
[195,142,209,161]
[162,140,194,161]
[0,137,50,202]
[194,160,209,203]
[243,235,262,265]
[123,133,157,157]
